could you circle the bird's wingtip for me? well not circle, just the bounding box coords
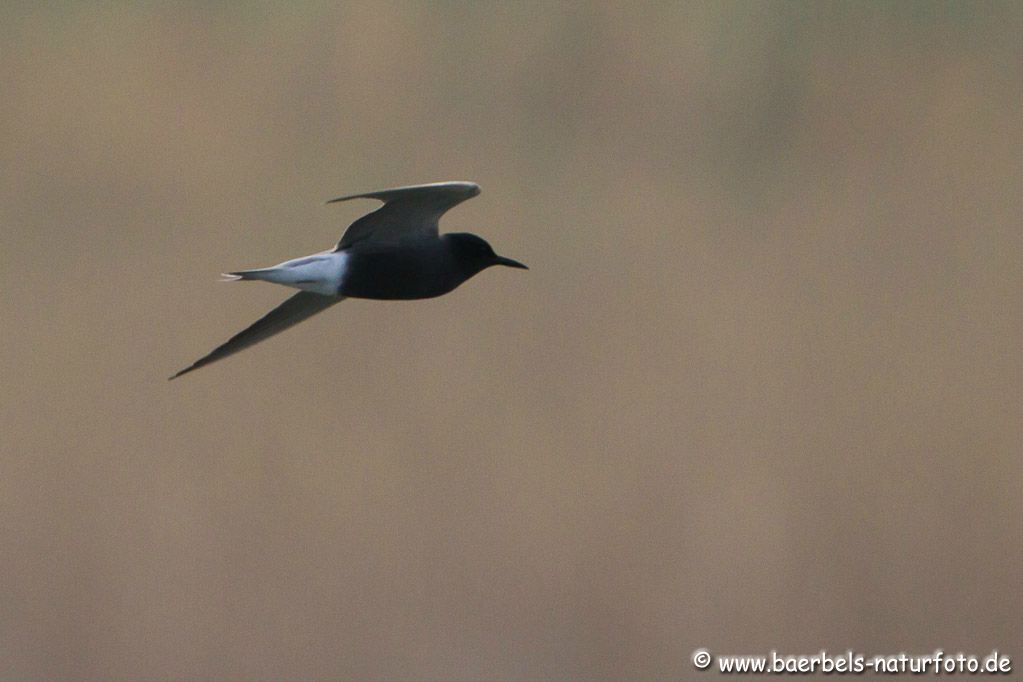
[168,366,193,381]
[325,181,481,205]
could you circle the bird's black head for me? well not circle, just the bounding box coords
[445,233,528,276]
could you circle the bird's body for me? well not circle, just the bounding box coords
[171,181,526,379]
[338,237,476,300]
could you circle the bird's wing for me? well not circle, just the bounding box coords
[169,291,343,380]
[327,181,480,250]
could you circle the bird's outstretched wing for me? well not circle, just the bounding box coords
[170,291,343,380]
[327,181,480,250]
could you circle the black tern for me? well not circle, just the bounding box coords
[170,181,526,379]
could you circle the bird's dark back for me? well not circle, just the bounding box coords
[339,241,465,300]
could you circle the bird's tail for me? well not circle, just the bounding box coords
[217,253,346,296]
[220,269,267,282]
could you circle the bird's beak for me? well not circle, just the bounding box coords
[494,255,528,270]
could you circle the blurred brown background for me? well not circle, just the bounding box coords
[2,3,1020,680]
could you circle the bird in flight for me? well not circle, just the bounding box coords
[170,181,526,379]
